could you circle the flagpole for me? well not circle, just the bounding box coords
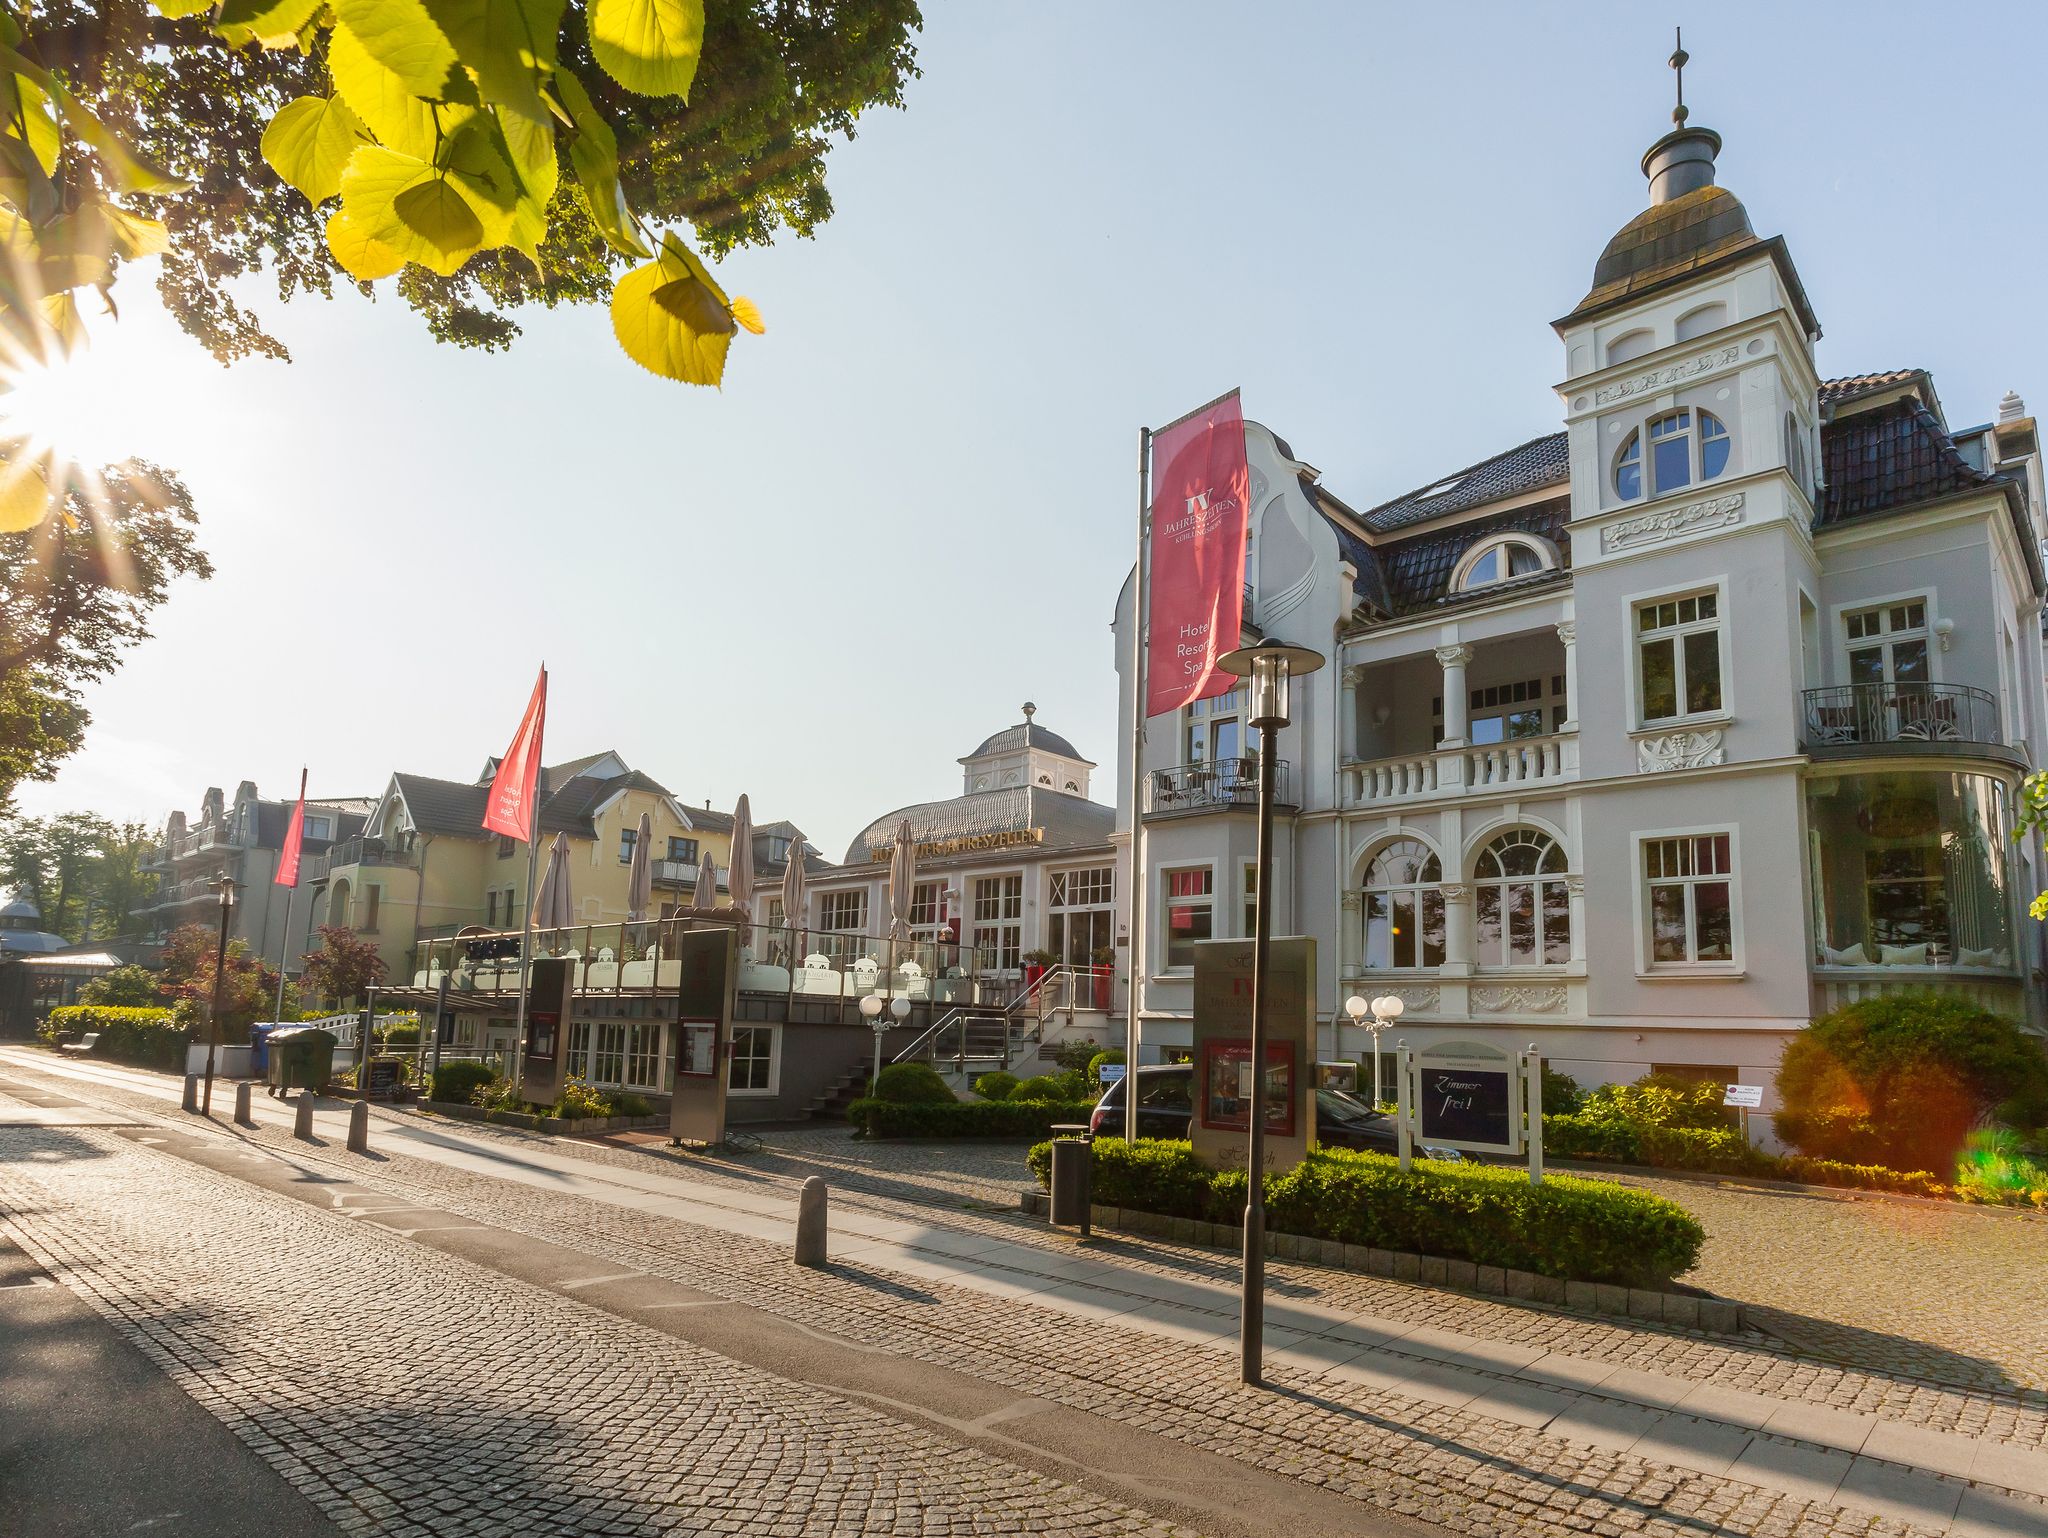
[272,767,307,1027]
[1124,424,1152,1140]
[511,670,546,1089]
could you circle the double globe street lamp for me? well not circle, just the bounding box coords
[1344,991,1405,1108]
[1214,635,1324,1388]
[860,987,911,1091]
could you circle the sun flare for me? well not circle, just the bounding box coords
[1,346,126,470]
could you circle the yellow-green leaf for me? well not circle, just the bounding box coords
[610,236,737,386]
[392,177,484,258]
[554,66,647,258]
[324,205,406,280]
[0,74,61,175]
[729,295,764,335]
[261,95,370,205]
[215,0,324,48]
[420,0,565,120]
[0,455,51,532]
[328,22,455,160]
[102,207,170,260]
[586,0,702,99]
[49,92,190,196]
[149,0,214,15]
[331,0,459,98]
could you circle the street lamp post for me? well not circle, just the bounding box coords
[1215,635,1324,1389]
[1346,993,1404,1108]
[201,877,236,1117]
[860,991,912,1094]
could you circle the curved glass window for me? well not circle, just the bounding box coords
[1699,410,1731,478]
[1649,410,1692,493]
[1614,431,1642,501]
[1362,839,1445,969]
[1459,538,1546,591]
[1474,830,1570,966]
[1805,771,2015,967]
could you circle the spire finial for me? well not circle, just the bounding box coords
[1669,27,1689,128]
[1021,701,1036,722]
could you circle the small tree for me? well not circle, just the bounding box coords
[1777,994,2048,1173]
[299,926,388,1010]
[155,922,290,1042]
[76,965,160,1009]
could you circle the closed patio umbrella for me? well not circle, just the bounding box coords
[532,831,575,937]
[625,810,653,922]
[888,816,916,943]
[691,853,722,913]
[781,831,808,1006]
[727,794,755,946]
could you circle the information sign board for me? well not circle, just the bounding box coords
[1410,1040,1523,1156]
[1097,1062,1126,1083]
[1723,1084,1763,1108]
[1187,936,1315,1172]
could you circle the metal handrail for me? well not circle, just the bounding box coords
[1146,756,1291,813]
[1799,682,2001,750]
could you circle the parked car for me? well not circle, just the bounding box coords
[1088,1064,1462,1160]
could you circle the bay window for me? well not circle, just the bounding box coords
[1163,867,1214,970]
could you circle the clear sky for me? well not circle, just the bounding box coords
[14,2,2047,862]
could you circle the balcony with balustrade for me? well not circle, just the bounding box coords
[1144,756,1293,817]
[1338,619,1579,811]
[1798,681,2025,769]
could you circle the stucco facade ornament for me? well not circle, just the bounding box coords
[1339,891,1362,913]
[1433,644,1476,669]
[1564,874,1586,896]
[1438,883,1471,903]
[1593,344,1741,406]
[1341,664,1366,687]
[1471,984,1568,1014]
[1602,492,1745,554]
[1637,729,1726,772]
[1554,621,1577,646]
[1384,985,1441,1012]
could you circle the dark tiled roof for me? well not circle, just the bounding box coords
[844,787,1114,866]
[1358,434,1570,533]
[253,799,365,851]
[963,721,1091,764]
[544,769,672,824]
[1378,499,1573,616]
[1820,370,1924,409]
[1818,397,2005,528]
[393,773,491,837]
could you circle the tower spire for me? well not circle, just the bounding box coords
[1670,27,1689,128]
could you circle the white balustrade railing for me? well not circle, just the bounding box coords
[1343,733,1577,808]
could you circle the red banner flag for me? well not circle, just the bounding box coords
[483,667,548,841]
[274,767,308,888]
[1145,391,1249,718]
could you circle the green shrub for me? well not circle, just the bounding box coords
[431,1060,497,1105]
[1049,1038,1107,1074]
[1543,1113,1642,1163]
[612,1092,654,1117]
[1086,1048,1126,1083]
[1541,1066,1584,1116]
[379,1020,422,1045]
[1777,1154,1946,1197]
[1578,1073,1730,1131]
[1012,1070,1093,1103]
[852,1098,1097,1139]
[1951,1129,2048,1207]
[75,965,162,1009]
[1027,1138,1703,1287]
[1778,993,2048,1172]
[972,1070,1019,1101]
[870,1062,957,1104]
[39,1005,184,1070]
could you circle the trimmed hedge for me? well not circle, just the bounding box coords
[870,1062,956,1104]
[38,1005,184,1070]
[431,1060,497,1105]
[852,1097,1098,1140]
[972,1070,1020,1101]
[1027,1137,1704,1287]
[1547,1112,1947,1196]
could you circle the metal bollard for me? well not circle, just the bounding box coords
[233,1081,253,1127]
[794,1176,828,1267]
[294,1094,315,1140]
[346,1099,369,1154]
[181,1074,200,1114]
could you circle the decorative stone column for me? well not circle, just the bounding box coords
[1555,621,1580,733]
[1439,882,1473,979]
[1339,665,1365,763]
[1565,874,1588,968]
[1435,645,1475,749]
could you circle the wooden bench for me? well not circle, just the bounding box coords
[57,1032,100,1056]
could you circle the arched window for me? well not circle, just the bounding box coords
[1614,430,1643,501]
[1455,535,1552,592]
[1362,839,1445,969]
[1473,829,1571,966]
[1783,412,1808,496]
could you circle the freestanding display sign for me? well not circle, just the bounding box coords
[1396,1038,1546,1182]
[515,956,575,1107]
[1189,936,1315,1173]
[669,925,738,1147]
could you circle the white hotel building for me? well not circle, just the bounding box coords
[1113,111,2047,1104]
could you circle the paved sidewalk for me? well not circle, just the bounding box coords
[7,1051,2048,1538]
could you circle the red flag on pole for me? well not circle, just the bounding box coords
[1145,391,1249,718]
[275,767,308,888]
[484,667,548,841]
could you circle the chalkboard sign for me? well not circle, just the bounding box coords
[363,1058,405,1100]
[1412,1041,1522,1154]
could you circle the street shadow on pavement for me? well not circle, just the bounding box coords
[0,1126,114,1165]
[817,1261,942,1305]
[1741,1300,2031,1396]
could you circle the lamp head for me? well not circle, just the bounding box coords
[1344,993,1368,1022]
[1373,994,1405,1021]
[1215,637,1325,730]
[859,992,882,1021]
[889,995,911,1021]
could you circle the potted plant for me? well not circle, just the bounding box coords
[1022,948,1057,990]
[1089,947,1115,1010]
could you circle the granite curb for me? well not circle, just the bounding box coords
[420,1100,667,1136]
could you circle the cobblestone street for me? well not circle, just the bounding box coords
[6,1050,2048,1538]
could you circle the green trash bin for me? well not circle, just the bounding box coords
[267,1027,338,1097]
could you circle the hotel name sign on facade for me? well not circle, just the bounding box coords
[867,828,1047,863]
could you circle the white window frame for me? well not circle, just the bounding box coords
[728,1023,779,1096]
[1239,858,1257,939]
[1831,589,1939,689]
[1632,825,1744,978]
[565,1020,592,1080]
[1449,533,1558,593]
[1470,828,1572,970]
[303,814,333,841]
[970,869,1025,973]
[1626,576,1732,730]
[819,889,867,933]
[1156,860,1219,976]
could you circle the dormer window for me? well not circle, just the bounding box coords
[1418,475,1464,500]
[1454,535,1554,592]
[1613,408,1731,502]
